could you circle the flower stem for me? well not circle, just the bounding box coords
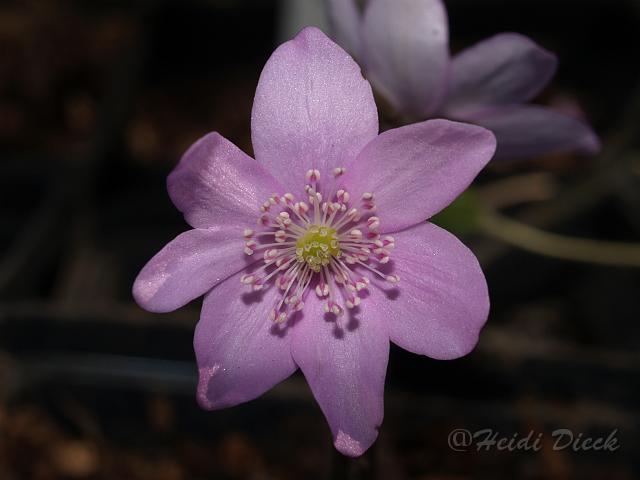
[477,208,640,268]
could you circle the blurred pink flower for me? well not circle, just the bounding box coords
[133,27,495,456]
[326,0,600,160]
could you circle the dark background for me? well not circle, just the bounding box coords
[1,0,639,478]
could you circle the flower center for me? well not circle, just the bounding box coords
[241,168,399,324]
[296,225,341,272]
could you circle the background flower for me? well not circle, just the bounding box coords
[326,0,600,160]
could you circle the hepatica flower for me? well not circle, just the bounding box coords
[133,27,496,456]
[326,0,599,160]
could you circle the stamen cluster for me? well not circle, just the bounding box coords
[241,168,399,323]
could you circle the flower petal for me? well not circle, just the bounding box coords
[471,105,601,160]
[340,119,496,233]
[291,294,389,457]
[326,0,363,58]
[443,33,558,117]
[133,228,250,313]
[195,270,297,409]
[372,222,489,360]
[168,132,283,229]
[251,26,378,189]
[361,0,450,117]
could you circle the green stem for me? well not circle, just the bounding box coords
[478,209,640,268]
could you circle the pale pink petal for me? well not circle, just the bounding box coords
[470,105,601,160]
[326,0,363,58]
[366,222,489,360]
[251,26,378,190]
[444,33,557,117]
[340,119,496,233]
[168,132,283,229]
[362,0,450,117]
[195,270,297,409]
[133,228,250,313]
[291,293,388,457]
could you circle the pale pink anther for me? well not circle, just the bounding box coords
[276,276,289,290]
[386,274,400,284]
[244,240,257,256]
[344,208,359,221]
[377,255,390,264]
[277,211,292,228]
[293,202,309,216]
[333,167,346,177]
[285,294,298,305]
[373,243,391,254]
[305,168,321,182]
[336,189,350,204]
[308,191,322,204]
[243,229,254,240]
[258,214,270,226]
[283,193,295,206]
[346,295,361,309]
[269,309,287,324]
[315,282,329,297]
[366,216,380,231]
[348,229,363,240]
[325,202,337,215]
[264,249,280,261]
[287,296,304,311]
[331,303,343,316]
[361,192,376,210]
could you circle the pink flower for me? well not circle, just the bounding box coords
[133,27,495,457]
[326,0,600,160]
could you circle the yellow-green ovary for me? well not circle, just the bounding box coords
[295,225,341,272]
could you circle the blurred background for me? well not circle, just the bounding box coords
[1,0,639,478]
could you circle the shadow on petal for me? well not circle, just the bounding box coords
[346,316,360,332]
[382,287,400,300]
[241,289,267,304]
[270,310,303,338]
